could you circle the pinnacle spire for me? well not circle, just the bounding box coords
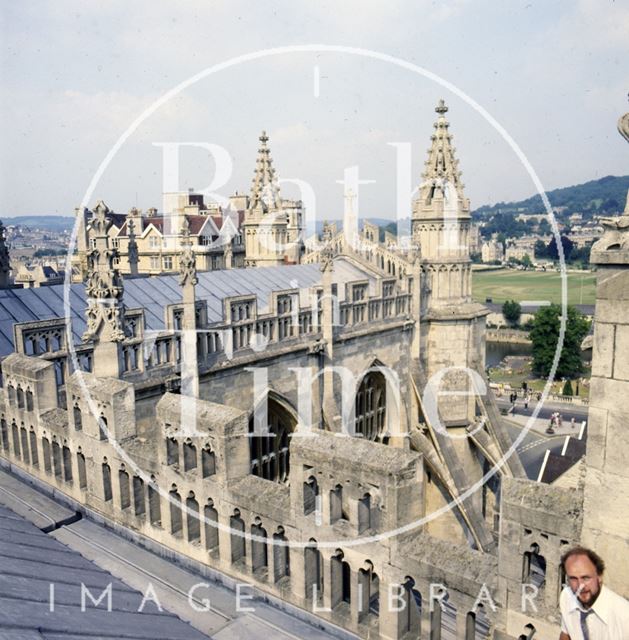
[417,99,466,209]
[82,202,126,344]
[0,220,11,288]
[249,130,281,212]
[127,216,139,275]
[179,217,198,287]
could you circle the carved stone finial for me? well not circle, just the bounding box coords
[321,221,333,243]
[82,203,126,343]
[0,220,11,287]
[320,240,336,273]
[179,216,197,286]
[618,111,629,144]
[590,106,629,261]
[435,99,448,115]
[249,130,281,213]
[127,218,139,267]
[619,100,629,213]
[408,244,422,265]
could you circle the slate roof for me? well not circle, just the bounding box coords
[0,504,208,639]
[117,213,241,237]
[0,259,374,357]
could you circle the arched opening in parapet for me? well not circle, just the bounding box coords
[399,577,422,637]
[466,604,491,639]
[358,560,380,623]
[304,539,323,603]
[204,499,219,552]
[330,550,351,610]
[250,518,268,574]
[272,526,290,582]
[248,394,297,483]
[523,543,546,590]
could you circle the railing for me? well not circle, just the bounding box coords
[13,276,411,378]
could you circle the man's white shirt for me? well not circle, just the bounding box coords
[560,585,629,639]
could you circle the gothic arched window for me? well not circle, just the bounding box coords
[354,371,386,441]
[249,399,296,483]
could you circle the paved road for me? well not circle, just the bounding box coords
[503,420,571,480]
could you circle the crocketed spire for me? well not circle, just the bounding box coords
[417,100,467,211]
[249,130,281,212]
[178,216,198,287]
[82,201,126,343]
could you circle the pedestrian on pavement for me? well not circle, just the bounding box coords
[558,413,563,429]
[571,417,576,430]
[547,413,556,434]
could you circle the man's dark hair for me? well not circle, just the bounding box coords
[561,546,605,575]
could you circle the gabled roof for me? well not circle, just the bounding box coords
[116,214,234,238]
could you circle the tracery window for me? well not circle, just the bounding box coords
[354,371,386,441]
[249,400,295,483]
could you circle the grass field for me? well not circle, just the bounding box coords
[472,269,596,305]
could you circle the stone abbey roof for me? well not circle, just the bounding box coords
[0,258,376,357]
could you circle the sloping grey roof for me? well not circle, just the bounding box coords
[0,259,375,357]
[0,504,208,639]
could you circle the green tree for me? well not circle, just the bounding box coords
[502,300,522,327]
[546,235,574,261]
[562,379,574,396]
[570,244,592,266]
[521,254,533,269]
[528,304,590,378]
[538,218,551,235]
[534,239,547,259]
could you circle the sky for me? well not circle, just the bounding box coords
[0,0,627,222]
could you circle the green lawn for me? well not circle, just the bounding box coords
[472,269,596,305]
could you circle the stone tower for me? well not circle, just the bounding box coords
[0,220,11,288]
[579,107,629,595]
[412,100,488,426]
[243,131,289,267]
[82,200,126,378]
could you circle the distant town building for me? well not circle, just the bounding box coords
[481,237,504,262]
[568,222,604,248]
[14,264,64,288]
[72,132,305,281]
[505,236,537,261]
[469,222,482,254]
[515,213,547,223]
[72,198,245,282]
